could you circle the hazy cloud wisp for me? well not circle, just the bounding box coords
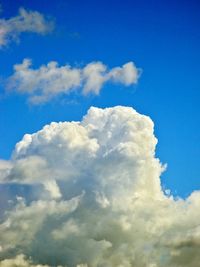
[0,7,54,47]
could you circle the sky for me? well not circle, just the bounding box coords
[0,1,200,266]
[0,0,200,198]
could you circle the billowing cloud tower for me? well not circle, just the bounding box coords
[0,106,200,267]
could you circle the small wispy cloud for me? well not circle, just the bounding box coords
[0,7,54,47]
[7,59,140,104]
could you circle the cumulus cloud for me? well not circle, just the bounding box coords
[0,106,200,266]
[7,60,140,104]
[0,7,54,47]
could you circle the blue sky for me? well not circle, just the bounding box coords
[0,0,200,198]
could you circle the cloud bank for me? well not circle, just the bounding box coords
[7,60,140,104]
[0,8,54,47]
[0,106,200,267]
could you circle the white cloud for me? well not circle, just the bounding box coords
[0,106,200,266]
[82,62,107,94]
[109,61,140,85]
[0,254,50,267]
[0,8,54,47]
[7,60,140,104]
[0,160,12,182]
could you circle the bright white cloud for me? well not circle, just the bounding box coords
[7,60,140,104]
[0,106,200,266]
[0,8,54,47]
